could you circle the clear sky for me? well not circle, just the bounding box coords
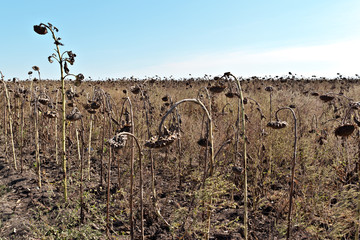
[1,0,360,80]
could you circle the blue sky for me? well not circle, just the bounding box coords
[1,0,360,80]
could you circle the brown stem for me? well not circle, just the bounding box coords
[2,80,17,170]
[274,107,297,240]
[106,113,112,234]
[34,94,41,187]
[20,97,25,173]
[115,132,144,240]
[100,114,106,186]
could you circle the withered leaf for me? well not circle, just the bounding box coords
[54,40,64,46]
[64,62,70,74]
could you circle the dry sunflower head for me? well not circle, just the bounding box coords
[74,74,84,87]
[225,91,238,98]
[44,110,57,118]
[87,108,96,114]
[66,89,75,100]
[267,121,288,129]
[66,107,82,121]
[130,85,140,94]
[38,95,50,105]
[232,166,243,175]
[311,92,319,96]
[109,133,127,150]
[145,134,178,149]
[145,127,178,149]
[197,137,211,147]
[119,124,132,133]
[33,25,47,35]
[161,95,169,102]
[334,124,355,137]
[209,84,226,93]
[319,94,335,102]
[90,101,101,109]
[265,86,273,92]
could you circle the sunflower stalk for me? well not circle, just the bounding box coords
[272,107,298,240]
[34,22,83,201]
[225,72,248,240]
[2,80,17,170]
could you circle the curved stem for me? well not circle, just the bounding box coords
[159,98,214,175]
[275,107,297,240]
[119,97,136,239]
[116,132,144,240]
[226,73,248,240]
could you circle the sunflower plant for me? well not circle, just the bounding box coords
[33,22,84,201]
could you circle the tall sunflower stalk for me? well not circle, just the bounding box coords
[33,23,84,201]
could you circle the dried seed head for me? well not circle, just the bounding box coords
[90,101,101,109]
[145,127,178,148]
[265,86,273,92]
[44,111,57,118]
[311,92,319,96]
[87,109,96,114]
[130,85,140,94]
[119,124,132,133]
[225,92,234,98]
[32,66,40,72]
[267,121,288,129]
[197,138,211,147]
[145,134,178,148]
[209,85,226,93]
[66,107,82,121]
[38,94,50,105]
[334,124,355,137]
[33,25,48,35]
[232,166,243,175]
[161,95,169,102]
[66,89,75,100]
[319,95,335,102]
[225,91,235,98]
[109,133,127,149]
[74,74,84,87]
